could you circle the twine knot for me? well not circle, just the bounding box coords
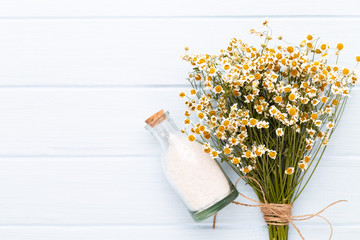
[260,203,293,225]
[213,176,347,240]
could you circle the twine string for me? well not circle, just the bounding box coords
[212,176,347,240]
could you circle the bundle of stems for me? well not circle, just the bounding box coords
[179,22,358,239]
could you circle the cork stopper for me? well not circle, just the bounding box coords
[145,109,166,127]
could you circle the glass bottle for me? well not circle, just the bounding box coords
[145,110,238,222]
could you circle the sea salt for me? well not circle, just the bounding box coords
[165,133,231,211]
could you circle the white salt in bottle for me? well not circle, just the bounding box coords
[145,110,238,221]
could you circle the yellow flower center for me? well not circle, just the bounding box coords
[269,151,276,158]
[218,126,225,132]
[232,158,240,164]
[214,85,223,93]
[289,108,297,116]
[311,113,318,120]
[204,133,211,140]
[288,93,296,101]
[224,148,231,154]
[195,128,200,134]
[336,43,344,51]
[188,135,195,141]
[275,96,282,103]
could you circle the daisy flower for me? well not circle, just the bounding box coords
[223,144,233,155]
[285,167,294,175]
[327,122,335,129]
[232,157,240,165]
[214,85,224,94]
[303,156,311,163]
[276,128,284,136]
[242,150,253,158]
[211,150,220,158]
[240,165,253,174]
[268,150,277,159]
[299,162,308,171]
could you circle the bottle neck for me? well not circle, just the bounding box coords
[146,114,179,149]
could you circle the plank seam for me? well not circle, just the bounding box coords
[0,15,359,20]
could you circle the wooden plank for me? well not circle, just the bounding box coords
[0,156,358,226]
[0,18,358,86]
[0,0,359,17]
[0,88,358,157]
[0,225,359,240]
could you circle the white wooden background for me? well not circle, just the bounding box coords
[0,1,359,239]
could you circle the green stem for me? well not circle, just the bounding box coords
[268,225,289,240]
